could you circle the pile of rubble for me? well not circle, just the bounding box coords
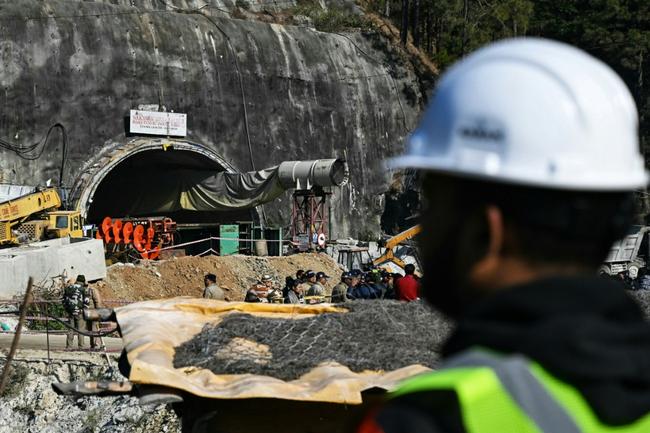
[94,253,343,301]
[0,353,180,433]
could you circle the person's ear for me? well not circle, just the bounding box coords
[485,205,504,258]
[469,205,505,283]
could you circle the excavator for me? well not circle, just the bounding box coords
[0,188,83,245]
[372,224,421,270]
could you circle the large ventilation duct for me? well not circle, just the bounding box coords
[277,159,348,190]
[180,159,349,212]
[88,156,349,218]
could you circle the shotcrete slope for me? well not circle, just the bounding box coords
[0,0,425,238]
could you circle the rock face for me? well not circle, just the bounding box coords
[0,0,426,238]
[0,355,181,432]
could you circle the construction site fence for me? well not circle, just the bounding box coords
[141,235,315,255]
[0,299,132,335]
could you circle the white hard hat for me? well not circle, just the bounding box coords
[390,38,648,190]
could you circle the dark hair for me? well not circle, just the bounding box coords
[404,264,416,275]
[422,174,635,269]
[296,270,305,278]
[419,174,636,318]
[283,276,295,298]
[205,274,217,283]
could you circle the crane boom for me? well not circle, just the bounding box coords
[372,224,421,270]
[0,188,63,244]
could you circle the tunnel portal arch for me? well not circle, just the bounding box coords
[70,137,258,225]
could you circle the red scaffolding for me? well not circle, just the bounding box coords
[290,188,330,251]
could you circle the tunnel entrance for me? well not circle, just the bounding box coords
[87,149,254,224]
[75,140,258,256]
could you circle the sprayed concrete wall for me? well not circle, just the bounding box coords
[0,0,425,238]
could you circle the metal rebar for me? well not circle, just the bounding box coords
[45,302,51,363]
[0,277,34,395]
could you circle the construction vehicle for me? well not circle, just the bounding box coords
[600,225,650,278]
[0,188,83,245]
[372,224,421,270]
[96,216,177,261]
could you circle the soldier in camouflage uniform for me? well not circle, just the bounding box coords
[62,275,88,349]
[62,275,103,349]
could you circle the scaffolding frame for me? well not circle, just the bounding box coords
[290,188,330,250]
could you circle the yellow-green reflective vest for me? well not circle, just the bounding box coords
[392,349,650,433]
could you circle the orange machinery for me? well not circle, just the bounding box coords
[96,216,176,260]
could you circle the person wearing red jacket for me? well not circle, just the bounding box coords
[395,264,419,301]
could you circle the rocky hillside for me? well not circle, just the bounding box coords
[0,0,434,239]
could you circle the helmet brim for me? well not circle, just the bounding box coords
[386,156,650,192]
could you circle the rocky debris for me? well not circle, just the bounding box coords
[174,300,451,381]
[0,354,180,433]
[94,253,344,302]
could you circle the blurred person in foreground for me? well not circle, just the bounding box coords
[358,38,650,433]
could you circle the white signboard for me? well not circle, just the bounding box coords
[129,110,187,137]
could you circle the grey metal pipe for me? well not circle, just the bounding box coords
[277,159,348,190]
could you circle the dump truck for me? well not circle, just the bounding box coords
[601,225,650,278]
[0,188,83,245]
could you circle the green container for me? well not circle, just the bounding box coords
[219,224,239,256]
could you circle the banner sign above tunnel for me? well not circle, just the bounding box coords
[129,110,187,137]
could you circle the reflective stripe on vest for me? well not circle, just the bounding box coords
[392,348,650,433]
[445,350,580,433]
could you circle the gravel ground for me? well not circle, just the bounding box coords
[0,354,180,433]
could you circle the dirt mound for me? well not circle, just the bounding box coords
[174,300,450,380]
[93,253,344,301]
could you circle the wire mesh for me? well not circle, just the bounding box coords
[174,300,452,380]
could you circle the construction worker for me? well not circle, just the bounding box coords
[263,275,284,303]
[306,271,329,304]
[308,271,329,296]
[285,278,304,304]
[84,280,103,349]
[395,264,420,301]
[358,38,650,433]
[202,274,225,300]
[62,275,89,349]
[294,270,313,295]
[245,276,271,303]
[381,270,396,299]
[331,272,349,303]
[345,271,362,300]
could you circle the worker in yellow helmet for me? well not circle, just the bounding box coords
[358,38,650,433]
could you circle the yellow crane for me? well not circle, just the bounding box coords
[372,224,421,270]
[0,188,83,245]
